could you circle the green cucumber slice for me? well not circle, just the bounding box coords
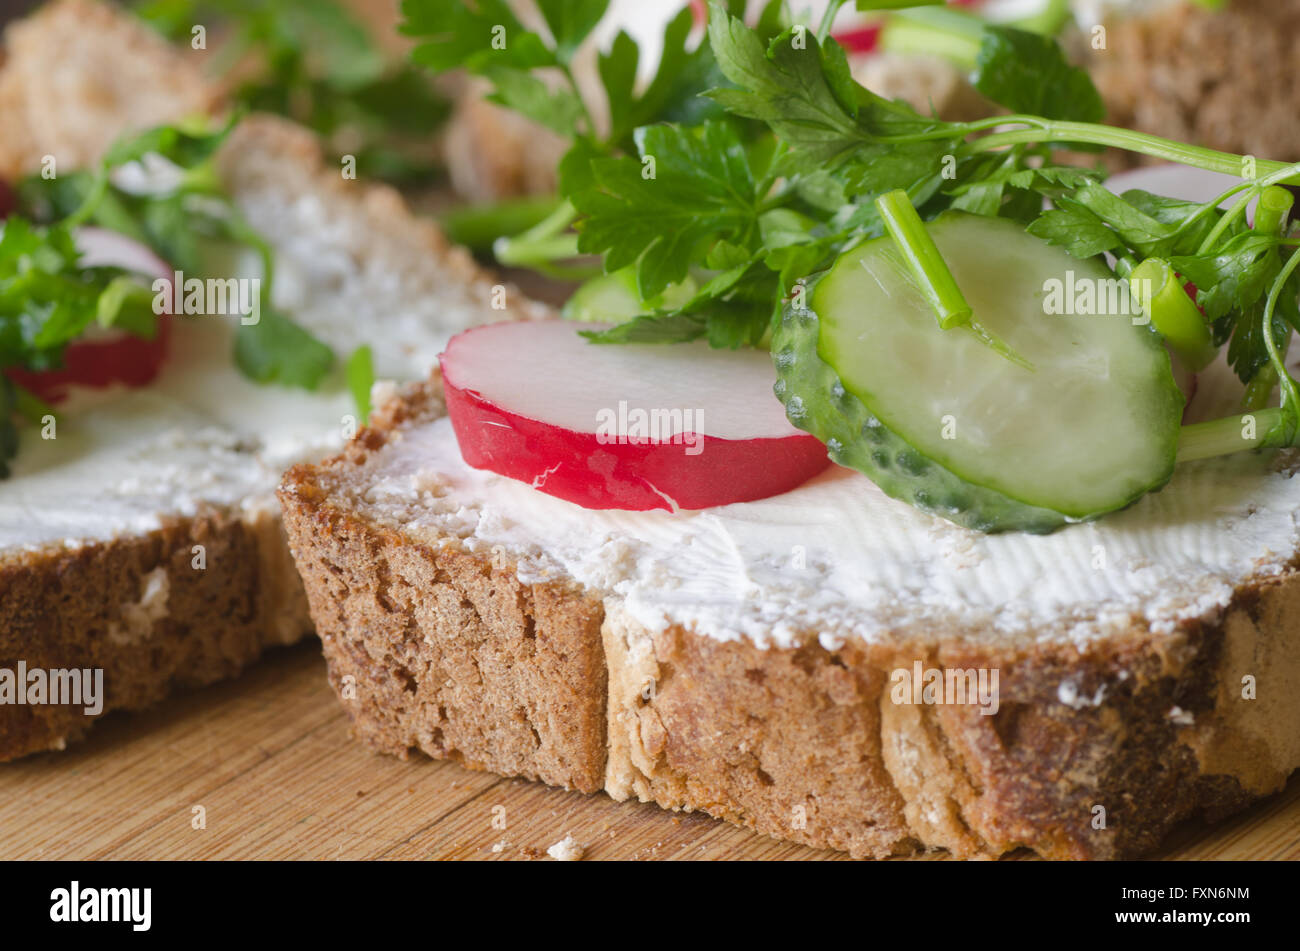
[773,213,1184,533]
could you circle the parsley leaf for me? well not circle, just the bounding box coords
[1171,233,1282,323]
[535,0,610,63]
[405,0,554,72]
[483,66,585,137]
[707,12,871,167]
[1026,203,1123,258]
[101,115,234,172]
[573,121,766,299]
[1221,298,1289,385]
[601,4,740,152]
[346,344,375,419]
[16,119,338,395]
[0,219,105,367]
[1114,189,1218,255]
[973,26,1104,122]
[233,308,334,389]
[707,6,955,193]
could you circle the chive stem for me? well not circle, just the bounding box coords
[513,199,578,245]
[1129,258,1215,371]
[490,199,600,278]
[1259,246,1300,427]
[1195,189,1255,256]
[946,120,1300,183]
[494,232,581,266]
[1178,409,1281,462]
[439,196,564,254]
[1242,367,1277,412]
[880,7,983,69]
[816,0,850,44]
[875,189,971,329]
[1255,186,1295,237]
[1240,190,1300,411]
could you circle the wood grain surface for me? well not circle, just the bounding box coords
[1,642,1296,861]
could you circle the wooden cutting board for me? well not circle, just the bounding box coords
[1,641,1296,860]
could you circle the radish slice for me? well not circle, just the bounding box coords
[5,227,174,403]
[74,226,173,283]
[832,24,881,54]
[439,320,832,512]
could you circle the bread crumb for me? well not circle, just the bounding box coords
[491,840,509,853]
[546,835,584,861]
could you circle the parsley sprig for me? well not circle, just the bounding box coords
[132,0,449,186]
[2,117,336,474]
[16,118,335,391]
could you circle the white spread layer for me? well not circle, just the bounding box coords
[362,359,1300,650]
[0,316,351,551]
[236,190,519,383]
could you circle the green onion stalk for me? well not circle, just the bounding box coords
[875,189,1033,370]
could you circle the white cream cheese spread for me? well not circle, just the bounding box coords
[360,355,1300,650]
[0,316,351,551]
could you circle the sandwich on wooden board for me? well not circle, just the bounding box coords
[280,0,1300,859]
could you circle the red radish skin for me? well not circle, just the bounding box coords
[7,319,172,403]
[832,24,881,53]
[440,321,831,512]
[5,227,174,403]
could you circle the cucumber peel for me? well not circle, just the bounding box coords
[773,214,1185,533]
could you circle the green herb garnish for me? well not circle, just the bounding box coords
[132,0,449,187]
[345,344,374,421]
[3,117,336,473]
[414,1,1300,474]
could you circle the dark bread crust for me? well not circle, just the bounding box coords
[283,380,1300,859]
[612,619,1269,859]
[0,508,309,761]
[279,383,608,794]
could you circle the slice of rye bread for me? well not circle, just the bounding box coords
[1078,0,1300,162]
[281,382,608,793]
[0,0,544,761]
[280,381,1300,860]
